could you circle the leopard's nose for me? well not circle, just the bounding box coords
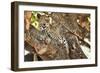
[43,24,46,28]
[43,24,46,27]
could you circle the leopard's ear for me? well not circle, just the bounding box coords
[37,14,41,19]
[49,17,52,24]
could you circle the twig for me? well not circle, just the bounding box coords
[63,25,90,48]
